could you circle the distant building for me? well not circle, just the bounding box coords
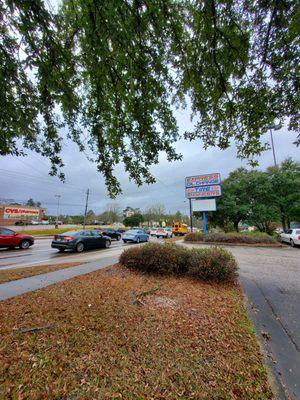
[0,204,45,226]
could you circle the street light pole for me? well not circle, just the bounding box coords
[54,195,61,229]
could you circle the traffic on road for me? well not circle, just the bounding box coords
[0,227,171,269]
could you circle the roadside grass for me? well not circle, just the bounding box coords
[0,262,83,284]
[19,226,98,236]
[0,264,273,399]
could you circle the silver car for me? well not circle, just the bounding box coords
[280,229,300,247]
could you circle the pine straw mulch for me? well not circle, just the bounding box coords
[0,264,273,400]
[0,262,83,284]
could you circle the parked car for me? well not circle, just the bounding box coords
[156,227,174,238]
[15,220,29,226]
[280,229,300,247]
[41,220,50,225]
[150,228,158,236]
[31,220,40,225]
[51,230,111,253]
[116,228,126,233]
[122,229,149,243]
[0,227,34,249]
[95,228,121,241]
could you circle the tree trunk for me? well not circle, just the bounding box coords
[234,220,239,232]
[281,216,286,231]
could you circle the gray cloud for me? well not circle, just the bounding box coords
[0,112,298,216]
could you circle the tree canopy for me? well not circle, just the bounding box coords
[209,159,300,234]
[1,0,299,196]
[123,213,144,227]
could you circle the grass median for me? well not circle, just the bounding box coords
[0,262,83,284]
[0,263,273,399]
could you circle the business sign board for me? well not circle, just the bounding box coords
[193,198,216,212]
[185,173,221,188]
[185,185,222,198]
[3,207,40,219]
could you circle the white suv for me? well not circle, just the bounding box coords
[156,227,174,239]
[280,229,300,247]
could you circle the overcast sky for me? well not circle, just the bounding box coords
[0,108,299,216]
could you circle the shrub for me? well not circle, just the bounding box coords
[184,231,277,244]
[119,243,189,275]
[119,243,238,282]
[187,247,238,282]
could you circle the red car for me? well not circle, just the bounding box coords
[0,227,34,250]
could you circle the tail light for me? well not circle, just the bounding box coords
[63,236,73,241]
[297,235,300,240]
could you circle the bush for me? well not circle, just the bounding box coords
[184,231,277,244]
[187,247,238,282]
[119,243,190,275]
[119,243,238,282]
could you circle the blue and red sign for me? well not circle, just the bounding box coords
[185,185,222,198]
[185,173,221,188]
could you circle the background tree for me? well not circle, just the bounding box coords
[105,203,121,224]
[123,214,144,227]
[26,199,41,207]
[267,159,300,230]
[143,204,166,226]
[210,167,280,234]
[0,0,298,195]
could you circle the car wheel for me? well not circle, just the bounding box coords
[136,237,140,243]
[105,240,111,248]
[19,239,31,250]
[76,242,84,253]
[58,248,65,253]
[291,239,295,247]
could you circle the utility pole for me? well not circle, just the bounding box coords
[83,189,90,229]
[270,128,277,167]
[54,195,61,229]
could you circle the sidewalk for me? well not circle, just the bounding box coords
[0,255,118,301]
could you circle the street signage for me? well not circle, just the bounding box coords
[185,173,221,188]
[185,185,222,198]
[3,207,40,219]
[193,198,216,212]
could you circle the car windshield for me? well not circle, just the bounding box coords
[126,230,138,234]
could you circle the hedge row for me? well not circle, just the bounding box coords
[184,231,277,244]
[119,243,238,282]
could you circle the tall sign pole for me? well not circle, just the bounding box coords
[83,189,90,230]
[202,211,207,236]
[189,198,193,233]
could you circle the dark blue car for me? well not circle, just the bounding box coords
[51,230,111,252]
[122,229,149,243]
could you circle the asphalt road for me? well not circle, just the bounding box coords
[0,237,134,269]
